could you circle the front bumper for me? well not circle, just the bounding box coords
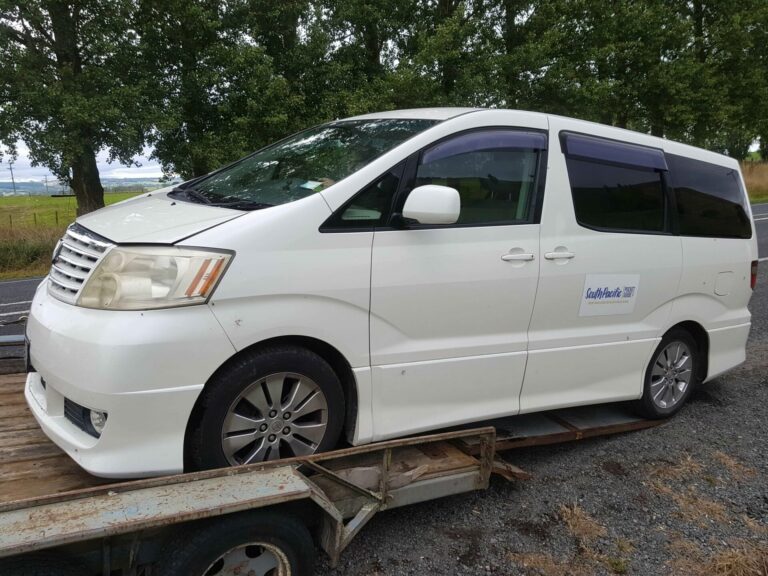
[24,282,236,478]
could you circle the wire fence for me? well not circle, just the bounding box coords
[1,188,148,231]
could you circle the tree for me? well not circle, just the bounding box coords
[138,0,297,179]
[0,1,147,214]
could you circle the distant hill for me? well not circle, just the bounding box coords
[0,178,179,197]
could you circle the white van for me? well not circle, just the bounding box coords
[25,108,759,477]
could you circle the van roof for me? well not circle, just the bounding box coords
[344,108,482,121]
[344,108,738,167]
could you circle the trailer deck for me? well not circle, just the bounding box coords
[0,372,664,503]
[0,371,666,574]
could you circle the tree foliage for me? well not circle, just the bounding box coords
[1,0,767,212]
[0,0,147,213]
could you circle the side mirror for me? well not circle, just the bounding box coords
[402,185,460,225]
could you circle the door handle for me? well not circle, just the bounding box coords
[501,253,535,262]
[544,251,575,260]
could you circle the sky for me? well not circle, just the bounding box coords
[0,141,165,182]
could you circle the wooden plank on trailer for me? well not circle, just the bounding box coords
[0,428,49,449]
[0,403,31,420]
[0,374,25,390]
[459,404,664,454]
[0,456,108,502]
[554,405,649,429]
[311,442,479,500]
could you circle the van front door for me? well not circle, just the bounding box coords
[369,128,547,440]
[520,119,683,413]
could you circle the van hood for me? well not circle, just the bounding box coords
[76,187,243,244]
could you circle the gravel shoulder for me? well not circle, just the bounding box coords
[317,268,768,576]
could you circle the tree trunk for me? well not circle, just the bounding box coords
[48,2,105,214]
[437,0,459,98]
[362,24,382,79]
[71,145,105,215]
[502,0,526,107]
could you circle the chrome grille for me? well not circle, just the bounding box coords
[48,224,112,304]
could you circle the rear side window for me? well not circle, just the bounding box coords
[667,154,752,239]
[562,133,667,233]
[413,130,546,225]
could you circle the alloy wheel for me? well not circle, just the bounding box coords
[649,341,693,410]
[221,372,329,465]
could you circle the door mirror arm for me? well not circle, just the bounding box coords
[390,212,418,229]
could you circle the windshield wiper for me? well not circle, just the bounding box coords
[208,200,273,211]
[170,187,271,211]
[173,187,212,204]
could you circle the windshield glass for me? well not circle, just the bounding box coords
[175,119,438,208]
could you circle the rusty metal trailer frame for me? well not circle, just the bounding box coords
[0,427,497,574]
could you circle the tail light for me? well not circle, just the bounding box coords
[751,260,758,290]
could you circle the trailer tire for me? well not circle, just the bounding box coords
[0,552,86,576]
[155,509,314,576]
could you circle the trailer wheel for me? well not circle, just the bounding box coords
[155,510,314,576]
[0,552,86,576]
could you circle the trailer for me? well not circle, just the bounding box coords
[0,372,663,575]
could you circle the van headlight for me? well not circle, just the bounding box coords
[77,246,232,310]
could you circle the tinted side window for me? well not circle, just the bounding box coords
[322,164,403,230]
[566,159,666,232]
[565,159,666,233]
[413,130,545,225]
[667,154,751,239]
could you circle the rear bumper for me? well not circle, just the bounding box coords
[705,322,751,381]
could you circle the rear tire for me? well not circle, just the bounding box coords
[188,346,345,471]
[636,329,699,419]
[154,510,315,576]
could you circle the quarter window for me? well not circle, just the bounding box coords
[667,154,751,239]
[562,134,667,233]
[412,130,546,225]
[322,164,404,230]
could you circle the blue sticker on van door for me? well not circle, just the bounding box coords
[579,274,640,316]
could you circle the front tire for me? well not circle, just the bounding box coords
[188,346,345,471]
[636,329,699,419]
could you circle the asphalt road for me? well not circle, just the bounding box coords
[0,277,42,361]
[0,203,766,361]
[753,201,768,258]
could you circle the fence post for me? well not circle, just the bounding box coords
[55,211,59,226]
[33,213,37,226]
[8,214,11,229]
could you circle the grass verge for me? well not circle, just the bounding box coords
[0,192,142,280]
[742,161,768,204]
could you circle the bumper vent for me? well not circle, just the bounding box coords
[64,397,99,438]
[48,224,112,304]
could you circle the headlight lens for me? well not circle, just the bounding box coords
[77,246,231,310]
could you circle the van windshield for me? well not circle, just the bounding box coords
[171,119,438,209]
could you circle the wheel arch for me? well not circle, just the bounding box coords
[665,320,709,382]
[184,335,359,469]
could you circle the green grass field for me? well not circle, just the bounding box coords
[0,192,141,229]
[0,192,142,280]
